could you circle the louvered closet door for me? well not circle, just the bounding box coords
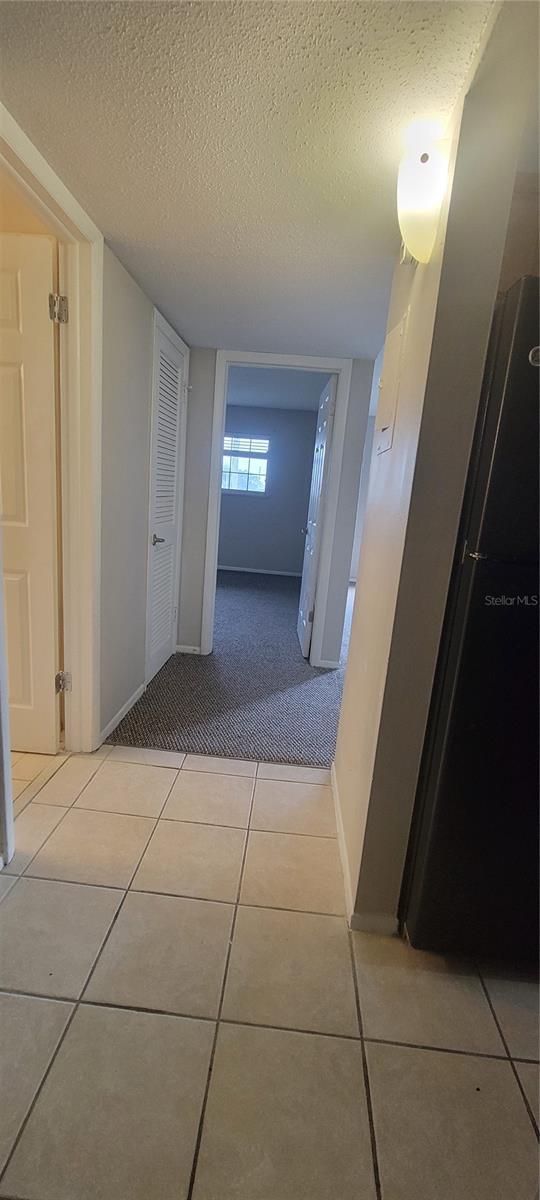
[146,321,188,683]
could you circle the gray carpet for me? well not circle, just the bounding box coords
[108,572,354,767]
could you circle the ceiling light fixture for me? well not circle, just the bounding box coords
[397,121,448,263]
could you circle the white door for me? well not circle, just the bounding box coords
[297,376,336,657]
[146,316,188,683]
[0,234,60,752]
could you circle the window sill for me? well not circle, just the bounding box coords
[221,489,269,498]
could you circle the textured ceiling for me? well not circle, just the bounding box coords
[227,366,331,410]
[0,2,492,357]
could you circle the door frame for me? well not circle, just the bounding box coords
[296,376,337,658]
[145,310,190,685]
[200,349,353,666]
[0,104,103,756]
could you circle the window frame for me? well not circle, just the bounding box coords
[221,434,270,496]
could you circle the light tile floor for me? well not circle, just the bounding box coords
[0,748,538,1199]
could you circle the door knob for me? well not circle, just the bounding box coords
[152,534,165,545]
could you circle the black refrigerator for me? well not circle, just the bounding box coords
[401,275,539,962]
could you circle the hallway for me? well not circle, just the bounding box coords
[109,572,354,767]
[0,747,537,1198]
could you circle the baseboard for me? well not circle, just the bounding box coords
[349,912,399,936]
[100,683,145,742]
[311,657,340,669]
[217,566,301,577]
[331,762,355,923]
[176,645,201,654]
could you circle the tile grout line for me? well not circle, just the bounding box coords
[51,808,336,839]
[108,745,332,775]
[8,753,72,819]
[12,783,98,882]
[67,758,180,825]
[475,965,539,1138]
[362,1035,533,1063]
[11,869,348,921]
[186,773,258,1200]
[2,983,536,1065]
[182,764,258,780]
[106,753,186,771]
[347,932,382,1200]
[0,810,160,1189]
[76,816,163,1004]
[6,760,333,881]
[110,753,331,782]
[6,752,113,881]
[14,755,174,883]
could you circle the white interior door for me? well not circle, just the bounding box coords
[146,317,188,683]
[0,234,60,752]
[297,375,336,657]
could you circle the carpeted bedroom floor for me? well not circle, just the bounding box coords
[108,571,355,767]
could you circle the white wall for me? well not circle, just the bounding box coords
[177,348,217,650]
[334,0,537,929]
[218,405,317,575]
[350,415,375,582]
[100,246,154,733]
[350,348,382,581]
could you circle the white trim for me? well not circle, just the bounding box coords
[100,682,145,742]
[331,761,355,923]
[308,362,353,667]
[176,644,201,654]
[315,658,340,670]
[0,104,103,757]
[145,310,190,686]
[154,309,190,359]
[217,566,302,577]
[0,534,14,864]
[0,107,101,243]
[201,350,353,658]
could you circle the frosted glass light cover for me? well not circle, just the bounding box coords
[397,144,448,263]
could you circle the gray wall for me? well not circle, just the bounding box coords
[218,405,317,574]
[177,348,217,649]
[100,246,153,732]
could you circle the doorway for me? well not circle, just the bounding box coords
[0,111,103,866]
[0,170,68,855]
[201,351,354,667]
[1,173,63,755]
[216,364,336,666]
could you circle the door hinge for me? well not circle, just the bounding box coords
[308,607,315,623]
[55,670,72,694]
[49,293,68,324]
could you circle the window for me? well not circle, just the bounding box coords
[222,435,269,494]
